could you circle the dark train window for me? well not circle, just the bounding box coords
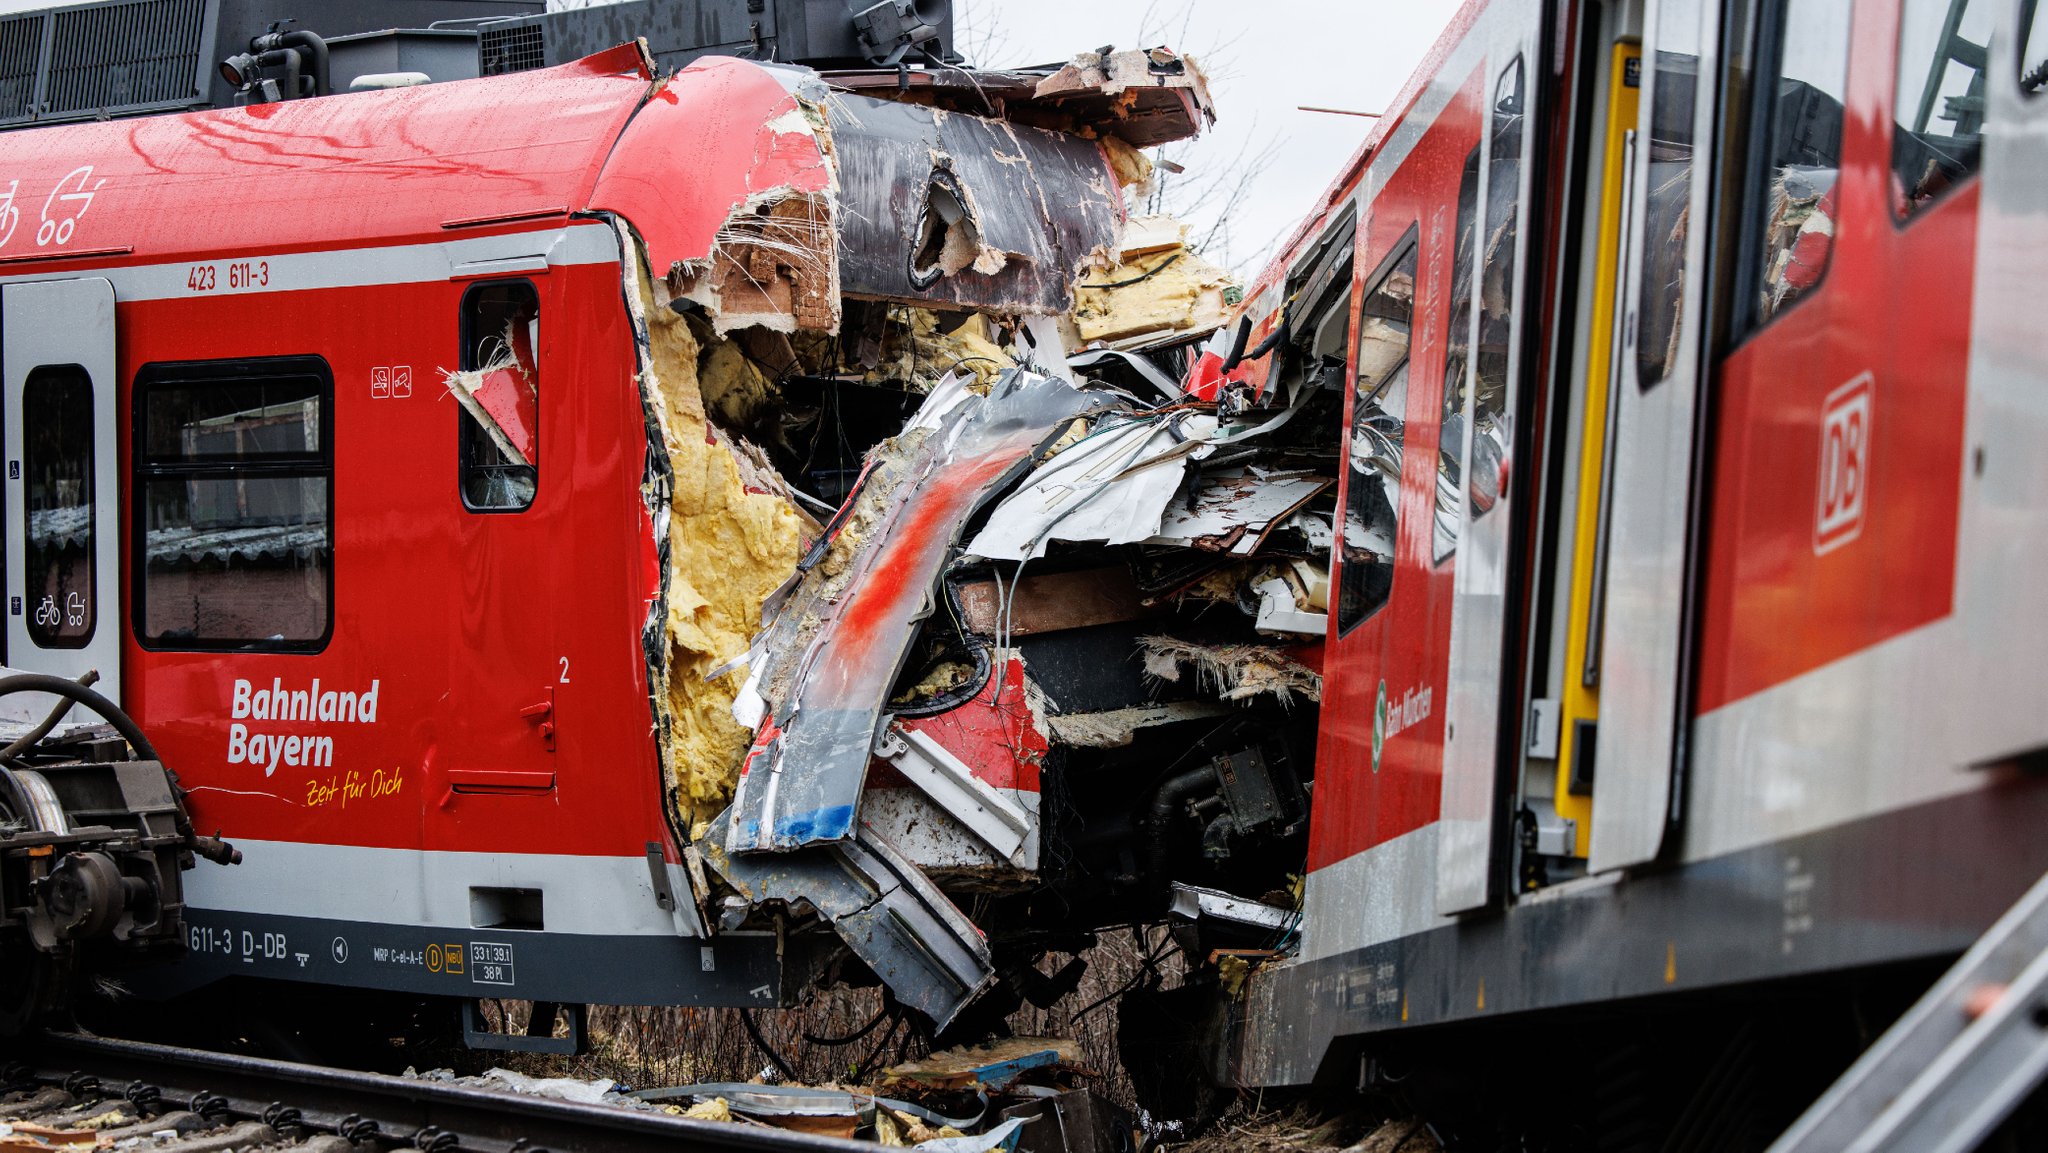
[1436,147,1481,562]
[1749,0,1852,324]
[135,358,332,651]
[1339,238,1418,635]
[1471,55,1526,520]
[23,366,95,649]
[457,280,539,512]
[1894,0,1991,218]
[2024,0,2048,96]
[1635,0,1703,389]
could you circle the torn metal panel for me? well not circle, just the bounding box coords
[825,46,1216,149]
[589,58,840,334]
[1168,882,1299,933]
[728,370,1105,853]
[864,650,1048,879]
[874,722,1033,867]
[829,94,1122,316]
[704,819,993,1029]
[1000,1089,1136,1153]
[1030,47,1218,146]
[1147,467,1334,556]
[966,414,1214,562]
[858,786,1040,876]
[1067,347,1183,400]
[954,567,1161,637]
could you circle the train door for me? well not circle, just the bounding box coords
[439,277,559,803]
[1589,0,1719,873]
[3,278,119,714]
[1436,10,1548,912]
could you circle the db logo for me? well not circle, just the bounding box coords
[1814,372,1872,555]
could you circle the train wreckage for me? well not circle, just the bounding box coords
[0,26,1328,1043]
[597,45,1322,1031]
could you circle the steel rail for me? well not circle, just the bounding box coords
[8,1031,872,1153]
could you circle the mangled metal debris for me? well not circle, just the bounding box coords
[726,369,1106,855]
[883,1037,1085,1093]
[705,818,994,1029]
[593,36,1343,1040]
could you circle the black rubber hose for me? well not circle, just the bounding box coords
[892,574,993,718]
[740,1008,798,1082]
[1224,309,1292,377]
[0,674,160,763]
[0,673,240,864]
[1145,764,1218,885]
[0,670,97,762]
[1215,315,1252,374]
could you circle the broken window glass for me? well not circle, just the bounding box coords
[1635,0,1702,389]
[23,366,94,649]
[1437,148,1481,562]
[457,280,540,512]
[1471,56,1525,520]
[1339,240,1417,634]
[1751,0,1851,322]
[1894,0,1989,217]
[135,359,331,651]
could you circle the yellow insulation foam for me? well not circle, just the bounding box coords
[639,270,806,826]
[1071,245,1236,346]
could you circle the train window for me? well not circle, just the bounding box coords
[1471,56,1525,520]
[1635,1,1703,390]
[134,358,333,652]
[2024,0,2048,96]
[1436,148,1481,562]
[457,281,539,512]
[23,366,95,649]
[1749,0,1852,324]
[1338,238,1418,635]
[1894,0,1991,218]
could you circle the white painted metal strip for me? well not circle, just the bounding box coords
[182,839,705,938]
[0,223,618,303]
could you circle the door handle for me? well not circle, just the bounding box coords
[521,687,556,751]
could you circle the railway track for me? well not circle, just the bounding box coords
[2,1032,870,1152]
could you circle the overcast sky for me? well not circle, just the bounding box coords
[0,0,1458,278]
[951,1,1460,273]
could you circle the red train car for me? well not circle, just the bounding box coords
[0,37,1227,1040]
[2,0,2045,1140]
[1188,0,2048,1137]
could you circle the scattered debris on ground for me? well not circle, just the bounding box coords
[414,1037,1139,1150]
[1153,1102,1440,1153]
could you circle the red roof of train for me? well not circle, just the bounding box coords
[0,43,828,272]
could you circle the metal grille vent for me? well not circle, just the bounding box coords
[479,23,543,76]
[0,16,41,123]
[45,0,206,116]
